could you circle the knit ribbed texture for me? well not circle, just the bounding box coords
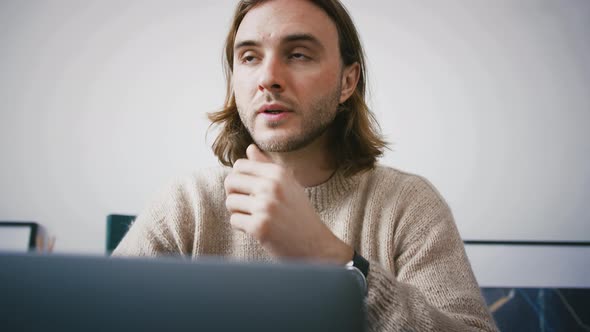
[114,165,498,331]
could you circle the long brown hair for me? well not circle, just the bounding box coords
[208,0,387,176]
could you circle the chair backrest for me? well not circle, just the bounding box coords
[106,214,135,255]
[0,222,38,253]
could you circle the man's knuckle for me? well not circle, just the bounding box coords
[224,174,233,189]
[225,195,234,209]
[229,214,239,227]
[233,159,244,169]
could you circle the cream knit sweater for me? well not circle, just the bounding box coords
[114,165,498,331]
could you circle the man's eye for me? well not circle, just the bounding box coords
[289,53,309,60]
[241,54,258,64]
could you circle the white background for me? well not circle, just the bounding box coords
[0,226,31,252]
[1,0,589,283]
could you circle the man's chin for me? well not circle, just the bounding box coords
[251,122,332,153]
[254,140,295,153]
[253,136,309,153]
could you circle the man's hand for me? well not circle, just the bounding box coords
[224,144,353,263]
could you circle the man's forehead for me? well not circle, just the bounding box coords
[234,0,338,49]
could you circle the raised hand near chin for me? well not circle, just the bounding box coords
[224,144,353,263]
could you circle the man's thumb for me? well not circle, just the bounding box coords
[246,144,272,163]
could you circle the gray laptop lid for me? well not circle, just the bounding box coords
[0,253,365,332]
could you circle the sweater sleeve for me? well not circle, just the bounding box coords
[112,179,196,257]
[365,176,498,332]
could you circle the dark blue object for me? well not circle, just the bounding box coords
[105,214,135,255]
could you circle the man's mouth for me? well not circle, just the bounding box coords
[258,105,292,122]
[258,103,290,114]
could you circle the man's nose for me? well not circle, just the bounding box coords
[258,56,285,93]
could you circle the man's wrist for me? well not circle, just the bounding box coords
[332,240,354,264]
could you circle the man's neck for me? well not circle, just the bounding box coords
[265,133,336,188]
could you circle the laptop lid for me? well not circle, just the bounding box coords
[0,253,365,332]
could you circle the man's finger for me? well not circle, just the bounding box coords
[233,158,283,179]
[224,172,264,195]
[229,212,255,234]
[229,213,250,233]
[246,144,272,163]
[225,193,256,214]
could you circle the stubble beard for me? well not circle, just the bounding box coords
[238,85,342,153]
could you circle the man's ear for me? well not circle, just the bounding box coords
[339,62,360,104]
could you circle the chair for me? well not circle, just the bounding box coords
[0,221,39,252]
[106,214,136,255]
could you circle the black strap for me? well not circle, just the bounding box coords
[353,250,370,278]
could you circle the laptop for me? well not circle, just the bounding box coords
[0,253,366,332]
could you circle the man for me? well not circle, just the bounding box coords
[114,0,498,330]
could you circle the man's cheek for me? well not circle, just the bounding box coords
[234,93,248,115]
[234,88,255,110]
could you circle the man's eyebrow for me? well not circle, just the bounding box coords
[283,33,324,49]
[234,40,260,51]
[234,33,324,52]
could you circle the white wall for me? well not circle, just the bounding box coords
[1,0,589,282]
[1,0,226,253]
[349,1,590,242]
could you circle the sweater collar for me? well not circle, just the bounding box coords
[303,168,361,212]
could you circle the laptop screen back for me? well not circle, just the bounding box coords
[0,253,365,332]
